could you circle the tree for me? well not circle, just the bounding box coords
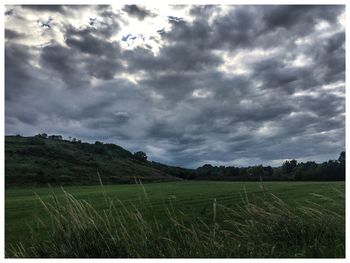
[290,159,297,168]
[264,166,274,176]
[133,151,147,162]
[282,160,297,174]
[48,135,62,140]
[197,164,214,177]
[338,151,345,180]
[35,133,47,139]
[338,151,345,166]
[247,165,264,177]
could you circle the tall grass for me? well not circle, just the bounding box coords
[7,183,345,258]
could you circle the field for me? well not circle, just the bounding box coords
[6,181,345,258]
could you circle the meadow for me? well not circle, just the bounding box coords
[6,181,345,258]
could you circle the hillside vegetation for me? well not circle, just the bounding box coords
[5,135,185,187]
[5,135,345,187]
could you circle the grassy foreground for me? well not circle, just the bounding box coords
[6,181,345,258]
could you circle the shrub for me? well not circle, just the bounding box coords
[27,138,45,146]
[133,151,147,162]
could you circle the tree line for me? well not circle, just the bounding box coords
[28,133,345,181]
[193,152,345,181]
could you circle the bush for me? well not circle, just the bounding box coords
[27,138,45,146]
[133,151,147,162]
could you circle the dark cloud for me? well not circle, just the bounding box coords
[64,26,121,57]
[40,38,123,84]
[21,5,94,14]
[84,58,123,80]
[163,18,213,50]
[122,5,155,20]
[251,58,304,93]
[210,6,265,49]
[262,5,343,31]
[5,29,25,40]
[5,5,345,167]
[39,43,90,88]
[96,9,123,37]
[125,43,221,74]
[5,9,14,16]
[5,43,39,100]
[21,5,67,13]
[317,31,345,83]
[37,21,124,83]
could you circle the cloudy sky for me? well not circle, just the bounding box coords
[5,5,345,168]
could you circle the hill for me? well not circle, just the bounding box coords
[5,135,189,187]
[5,135,345,187]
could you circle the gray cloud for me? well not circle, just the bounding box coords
[122,5,155,20]
[5,9,14,16]
[5,29,26,40]
[262,5,343,31]
[64,26,121,57]
[21,5,67,13]
[5,43,43,101]
[39,43,91,89]
[5,5,345,167]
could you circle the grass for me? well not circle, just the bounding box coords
[5,181,345,258]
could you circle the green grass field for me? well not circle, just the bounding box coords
[5,181,345,257]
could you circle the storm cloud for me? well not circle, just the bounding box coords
[5,5,345,167]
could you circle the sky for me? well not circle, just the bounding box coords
[5,5,345,168]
